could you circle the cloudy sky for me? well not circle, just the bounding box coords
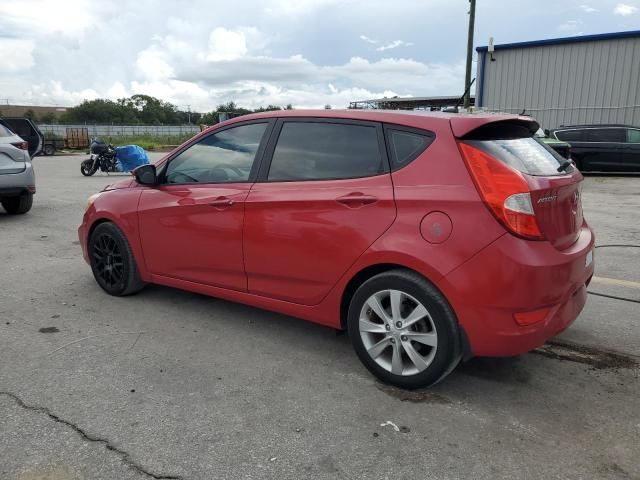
[0,0,639,111]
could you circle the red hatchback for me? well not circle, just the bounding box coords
[79,110,594,388]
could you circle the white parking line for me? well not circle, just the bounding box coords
[592,276,640,290]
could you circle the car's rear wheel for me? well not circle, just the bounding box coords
[89,222,145,296]
[43,144,55,156]
[1,193,33,214]
[347,269,461,389]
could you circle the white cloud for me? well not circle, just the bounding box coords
[0,0,472,111]
[376,40,414,51]
[207,28,249,61]
[360,35,379,44]
[0,39,35,72]
[613,3,638,15]
[579,4,597,12]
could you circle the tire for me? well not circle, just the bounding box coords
[89,222,145,296]
[1,193,33,214]
[347,269,461,389]
[81,159,98,176]
[43,144,55,156]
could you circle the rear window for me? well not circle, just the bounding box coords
[463,137,566,176]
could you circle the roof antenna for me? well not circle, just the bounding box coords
[519,108,527,116]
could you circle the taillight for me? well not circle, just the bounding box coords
[11,141,29,150]
[458,142,544,240]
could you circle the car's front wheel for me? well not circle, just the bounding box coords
[89,222,145,296]
[1,193,33,214]
[348,269,461,389]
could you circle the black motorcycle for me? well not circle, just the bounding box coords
[80,138,118,176]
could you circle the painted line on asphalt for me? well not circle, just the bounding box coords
[591,276,640,290]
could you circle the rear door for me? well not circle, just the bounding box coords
[1,118,44,158]
[243,118,396,305]
[582,127,626,172]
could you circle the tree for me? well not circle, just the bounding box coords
[40,112,56,124]
[24,109,38,121]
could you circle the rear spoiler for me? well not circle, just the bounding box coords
[450,116,539,138]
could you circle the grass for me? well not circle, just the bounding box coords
[102,134,196,150]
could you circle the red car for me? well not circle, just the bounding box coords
[79,110,594,388]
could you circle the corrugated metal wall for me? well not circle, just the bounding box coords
[476,37,640,129]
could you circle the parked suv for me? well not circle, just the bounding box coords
[0,117,43,214]
[550,124,640,172]
[79,110,594,388]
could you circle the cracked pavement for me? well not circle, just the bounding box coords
[1,155,639,480]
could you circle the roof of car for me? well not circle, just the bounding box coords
[219,109,536,137]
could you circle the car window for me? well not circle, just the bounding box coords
[554,130,583,142]
[584,128,626,143]
[627,129,640,143]
[268,122,383,181]
[165,123,267,184]
[385,129,434,169]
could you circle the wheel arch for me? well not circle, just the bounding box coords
[340,263,426,330]
[338,262,472,361]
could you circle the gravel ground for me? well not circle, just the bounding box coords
[1,154,638,480]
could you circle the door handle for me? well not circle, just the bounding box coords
[336,193,378,208]
[208,197,235,209]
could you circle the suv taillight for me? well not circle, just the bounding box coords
[11,141,29,150]
[458,142,544,240]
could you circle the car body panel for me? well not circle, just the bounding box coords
[137,184,251,291]
[244,174,396,305]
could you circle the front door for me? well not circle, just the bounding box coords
[138,121,271,291]
[244,119,396,305]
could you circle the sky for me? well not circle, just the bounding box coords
[0,0,639,112]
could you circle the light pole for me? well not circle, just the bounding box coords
[464,0,476,110]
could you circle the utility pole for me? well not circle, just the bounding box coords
[463,0,476,110]
[186,105,191,124]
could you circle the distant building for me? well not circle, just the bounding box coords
[349,95,474,111]
[0,104,69,120]
[476,30,640,129]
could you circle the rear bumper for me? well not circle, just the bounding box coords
[441,224,595,357]
[0,162,35,195]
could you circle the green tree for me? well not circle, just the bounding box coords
[40,112,56,124]
[24,109,38,121]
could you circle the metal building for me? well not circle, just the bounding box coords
[475,30,640,129]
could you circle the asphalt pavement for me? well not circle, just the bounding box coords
[1,154,638,480]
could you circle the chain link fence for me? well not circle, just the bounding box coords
[38,124,201,137]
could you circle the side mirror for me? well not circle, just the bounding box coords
[134,164,157,186]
